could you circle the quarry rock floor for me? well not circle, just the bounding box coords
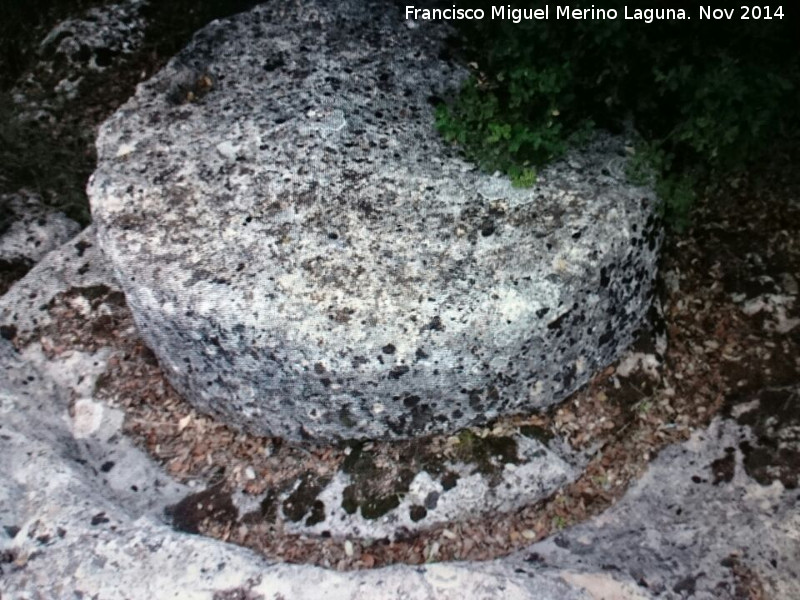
[2,145,798,580]
[2,147,798,598]
[1,2,799,597]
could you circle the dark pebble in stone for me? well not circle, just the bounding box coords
[424,491,439,510]
[409,505,427,522]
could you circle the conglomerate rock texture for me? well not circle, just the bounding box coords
[1,233,796,598]
[88,0,660,441]
[0,192,81,294]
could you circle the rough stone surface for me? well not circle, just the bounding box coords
[12,0,148,118]
[2,230,798,599]
[523,405,800,599]
[0,191,82,295]
[0,256,599,598]
[276,432,581,539]
[88,0,661,441]
[0,192,81,264]
[0,227,114,337]
[0,332,587,600]
[0,227,588,541]
[38,0,147,73]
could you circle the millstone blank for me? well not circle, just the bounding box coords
[88,0,661,441]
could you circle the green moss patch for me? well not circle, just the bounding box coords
[519,424,555,443]
[281,471,331,523]
[337,428,527,519]
[452,430,521,478]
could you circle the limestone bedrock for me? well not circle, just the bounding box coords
[88,0,661,441]
[1,232,796,597]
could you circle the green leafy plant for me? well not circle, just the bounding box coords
[438,0,800,229]
[625,142,697,232]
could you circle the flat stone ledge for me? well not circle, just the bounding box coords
[265,432,581,540]
[0,332,590,600]
[0,192,81,294]
[0,192,81,266]
[89,0,661,441]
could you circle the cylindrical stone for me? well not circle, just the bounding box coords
[88,0,661,441]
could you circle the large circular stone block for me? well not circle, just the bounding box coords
[88,0,661,441]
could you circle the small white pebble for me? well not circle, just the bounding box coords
[521,529,536,540]
[427,542,440,560]
[72,399,104,439]
[244,466,256,480]
[441,529,457,540]
[216,140,238,160]
[344,540,354,556]
[116,142,135,157]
